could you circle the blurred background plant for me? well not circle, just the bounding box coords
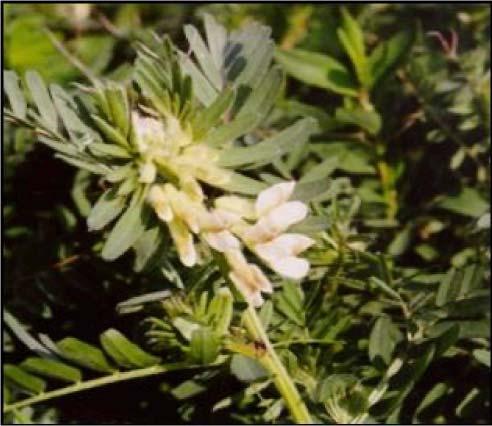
[3,3,490,424]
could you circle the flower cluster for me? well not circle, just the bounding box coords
[132,111,231,198]
[148,177,314,307]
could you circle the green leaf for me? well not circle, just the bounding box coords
[205,112,259,147]
[91,114,130,148]
[311,142,375,174]
[50,85,90,141]
[203,13,227,72]
[369,30,414,88]
[414,382,448,421]
[189,328,220,364]
[192,87,235,139]
[100,329,161,369]
[435,268,461,307]
[473,349,490,368]
[215,172,268,195]
[4,70,27,119]
[184,24,222,91]
[235,65,283,127]
[105,84,130,136]
[89,142,131,159]
[179,52,218,107]
[25,70,58,131]
[335,107,382,135]
[56,337,114,373]
[3,310,51,356]
[230,354,268,382]
[4,364,46,394]
[20,357,81,383]
[368,316,403,365]
[101,189,149,261]
[218,118,318,168]
[337,8,369,87]
[300,156,339,183]
[275,48,358,96]
[275,281,305,326]
[171,380,206,400]
[437,187,489,218]
[132,226,165,272]
[55,153,108,175]
[87,188,126,232]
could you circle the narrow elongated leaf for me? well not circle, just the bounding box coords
[437,187,489,218]
[275,48,358,96]
[189,328,220,364]
[133,226,165,272]
[4,311,51,357]
[56,337,114,373]
[50,85,90,141]
[101,189,150,261]
[230,354,268,382]
[179,52,218,106]
[185,24,222,90]
[20,357,81,383]
[55,153,108,175]
[369,316,403,365]
[172,380,206,400]
[100,329,161,369]
[192,87,235,139]
[215,172,268,195]
[4,364,46,394]
[89,142,131,158]
[91,115,130,148]
[203,13,227,71]
[87,189,127,231]
[218,118,318,168]
[25,70,58,131]
[338,8,369,87]
[335,107,382,135]
[300,156,339,183]
[4,70,27,119]
[205,112,259,147]
[236,66,283,125]
[369,30,414,88]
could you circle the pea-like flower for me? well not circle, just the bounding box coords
[240,182,315,280]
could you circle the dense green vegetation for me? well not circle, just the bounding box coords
[3,3,490,424]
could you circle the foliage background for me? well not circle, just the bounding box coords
[3,3,490,424]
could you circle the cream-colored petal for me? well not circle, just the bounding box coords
[254,239,286,263]
[269,234,315,255]
[168,218,196,267]
[139,161,157,183]
[148,185,174,222]
[269,256,310,280]
[241,221,277,245]
[250,264,273,293]
[255,181,296,217]
[204,230,241,253]
[263,201,308,234]
[164,184,201,233]
[228,271,264,307]
[215,196,256,220]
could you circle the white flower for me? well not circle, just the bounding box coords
[139,161,157,184]
[225,250,273,307]
[240,181,314,280]
[254,234,315,280]
[147,185,173,222]
[132,112,168,156]
[168,217,197,267]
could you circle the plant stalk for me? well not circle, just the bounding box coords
[242,306,313,424]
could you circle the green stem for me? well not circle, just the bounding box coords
[3,361,221,414]
[242,306,313,424]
